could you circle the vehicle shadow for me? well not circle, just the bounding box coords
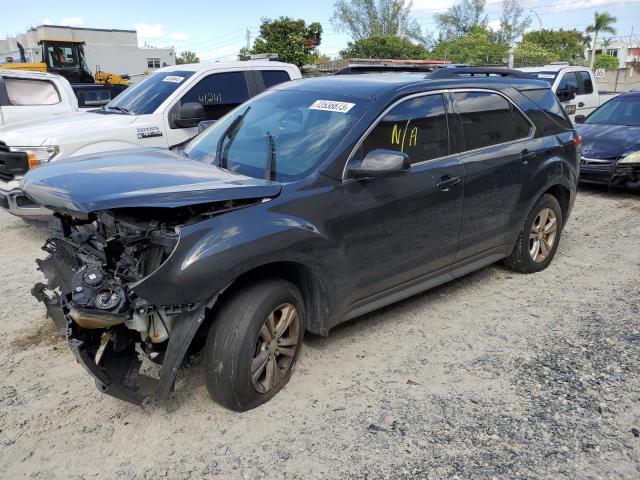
[578,182,640,199]
[303,264,500,348]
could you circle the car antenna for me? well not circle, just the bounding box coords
[265,132,276,181]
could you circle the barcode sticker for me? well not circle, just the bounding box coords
[309,100,355,113]
[162,76,185,83]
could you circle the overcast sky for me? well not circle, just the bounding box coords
[1,0,638,60]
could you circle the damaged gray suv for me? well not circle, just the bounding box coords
[23,69,579,411]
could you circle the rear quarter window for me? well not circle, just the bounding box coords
[521,89,573,134]
[4,77,60,105]
[261,70,291,89]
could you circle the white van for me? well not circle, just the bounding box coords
[0,61,301,219]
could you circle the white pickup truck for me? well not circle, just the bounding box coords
[0,69,79,126]
[517,65,617,122]
[0,60,301,219]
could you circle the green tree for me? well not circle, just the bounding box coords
[331,0,426,44]
[586,11,617,69]
[431,26,508,64]
[244,17,322,67]
[594,53,619,70]
[176,51,200,64]
[521,29,589,63]
[436,0,487,40]
[340,35,430,59]
[495,0,530,45]
[513,41,559,67]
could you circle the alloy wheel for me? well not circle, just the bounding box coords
[529,207,558,263]
[251,303,300,393]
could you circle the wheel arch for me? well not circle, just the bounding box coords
[207,260,331,337]
[543,183,571,224]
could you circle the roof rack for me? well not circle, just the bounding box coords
[427,67,532,79]
[334,64,439,75]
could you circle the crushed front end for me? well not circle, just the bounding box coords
[33,210,206,404]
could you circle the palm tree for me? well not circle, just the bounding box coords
[601,37,613,55]
[586,12,617,69]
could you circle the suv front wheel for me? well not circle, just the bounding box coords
[204,279,305,411]
[504,193,563,273]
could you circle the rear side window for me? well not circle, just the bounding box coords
[261,70,291,89]
[558,72,579,92]
[578,71,593,94]
[4,77,60,105]
[512,108,532,139]
[361,94,449,164]
[521,89,573,132]
[181,71,250,121]
[454,92,514,150]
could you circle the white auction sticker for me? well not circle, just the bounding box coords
[537,74,555,79]
[309,100,356,113]
[162,75,185,83]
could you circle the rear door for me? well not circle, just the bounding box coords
[341,93,464,304]
[164,70,252,146]
[556,71,580,120]
[575,70,599,116]
[452,90,536,263]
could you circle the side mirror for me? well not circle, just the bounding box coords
[348,149,410,178]
[175,102,206,128]
[574,114,586,124]
[557,84,577,102]
[197,120,216,133]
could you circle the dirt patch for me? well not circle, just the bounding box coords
[10,318,62,351]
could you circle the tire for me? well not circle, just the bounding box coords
[204,279,305,411]
[503,194,563,273]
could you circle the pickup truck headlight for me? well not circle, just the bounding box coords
[620,151,640,164]
[9,146,59,169]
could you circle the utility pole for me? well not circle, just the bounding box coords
[245,28,251,51]
[530,10,542,32]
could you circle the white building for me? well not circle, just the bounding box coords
[0,25,175,79]
[586,38,640,68]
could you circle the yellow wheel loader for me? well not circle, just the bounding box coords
[1,39,130,86]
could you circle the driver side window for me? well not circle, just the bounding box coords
[361,94,449,164]
[180,72,250,121]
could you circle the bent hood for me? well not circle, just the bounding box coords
[0,111,137,146]
[577,123,640,159]
[22,148,282,213]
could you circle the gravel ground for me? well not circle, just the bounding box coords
[0,185,638,479]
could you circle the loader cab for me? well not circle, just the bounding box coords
[39,40,94,84]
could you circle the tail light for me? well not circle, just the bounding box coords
[574,134,583,147]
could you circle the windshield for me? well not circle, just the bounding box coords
[106,70,194,115]
[584,96,640,126]
[183,90,370,181]
[526,71,558,85]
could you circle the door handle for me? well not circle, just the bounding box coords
[520,149,536,163]
[436,175,461,191]
[578,102,585,107]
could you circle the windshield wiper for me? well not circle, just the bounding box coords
[215,107,251,169]
[108,106,133,115]
[265,132,277,181]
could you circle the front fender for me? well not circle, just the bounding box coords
[131,202,339,306]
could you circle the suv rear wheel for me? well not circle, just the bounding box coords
[504,194,563,273]
[204,279,305,411]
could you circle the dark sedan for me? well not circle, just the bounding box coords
[576,91,640,189]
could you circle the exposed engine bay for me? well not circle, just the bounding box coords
[32,208,214,404]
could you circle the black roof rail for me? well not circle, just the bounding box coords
[427,67,533,79]
[334,64,439,75]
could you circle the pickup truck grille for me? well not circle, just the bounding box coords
[0,142,29,182]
